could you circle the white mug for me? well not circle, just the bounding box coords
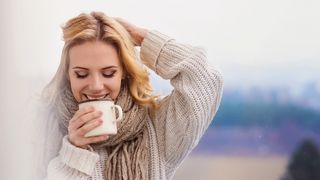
[78,99,123,137]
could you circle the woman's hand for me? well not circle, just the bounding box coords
[115,17,148,46]
[68,107,109,149]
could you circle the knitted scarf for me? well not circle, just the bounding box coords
[58,84,150,180]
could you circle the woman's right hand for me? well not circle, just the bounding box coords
[68,107,109,149]
[114,17,148,46]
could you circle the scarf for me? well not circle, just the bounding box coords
[58,84,150,180]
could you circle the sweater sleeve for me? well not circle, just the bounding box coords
[140,30,223,178]
[45,136,100,180]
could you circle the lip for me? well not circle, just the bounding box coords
[79,98,112,104]
[82,93,110,100]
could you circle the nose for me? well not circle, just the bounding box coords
[88,75,104,91]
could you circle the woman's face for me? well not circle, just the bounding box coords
[68,41,124,102]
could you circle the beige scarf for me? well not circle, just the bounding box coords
[59,83,150,180]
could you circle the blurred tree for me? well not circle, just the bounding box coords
[281,138,320,180]
[212,89,320,130]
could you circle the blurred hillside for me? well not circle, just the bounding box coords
[194,82,320,155]
[213,83,320,129]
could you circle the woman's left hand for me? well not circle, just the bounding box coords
[115,17,148,46]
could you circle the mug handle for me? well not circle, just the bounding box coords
[112,105,123,122]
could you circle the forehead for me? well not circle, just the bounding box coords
[69,41,120,68]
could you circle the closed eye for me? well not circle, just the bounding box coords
[102,70,116,78]
[75,72,88,79]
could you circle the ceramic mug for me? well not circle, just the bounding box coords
[78,99,123,137]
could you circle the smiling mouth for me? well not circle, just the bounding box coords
[83,94,110,100]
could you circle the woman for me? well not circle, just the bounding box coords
[40,11,223,180]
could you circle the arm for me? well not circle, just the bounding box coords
[43,102,108,179]
[114,18,223,177]
[45,136,99,180]
[140,31,223,178]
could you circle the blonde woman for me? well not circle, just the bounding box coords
[40,11,223,180]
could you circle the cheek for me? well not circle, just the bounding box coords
[69,78,83,101]
[109,77,123,98]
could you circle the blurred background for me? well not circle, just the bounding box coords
[1,0,319,179]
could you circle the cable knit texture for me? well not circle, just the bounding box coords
[45,30,223,180]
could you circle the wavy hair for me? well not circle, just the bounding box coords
[42,12,158,125]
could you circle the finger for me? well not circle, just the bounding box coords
[77,118,103,136]
[68,117,100,148]
[70,106,95,123]
[114,17,127,25]
[114,17,136,31]
[68,132,109,148]
[84,135,109,145]
[70,111,102,131]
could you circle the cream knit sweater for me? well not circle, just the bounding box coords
[45,30,223,180]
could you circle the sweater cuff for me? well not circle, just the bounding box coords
[140,30,173,71]
[59,136,99,176]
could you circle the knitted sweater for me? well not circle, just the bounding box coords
[45,30,223,180]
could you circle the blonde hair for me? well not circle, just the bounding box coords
[43,12,158,116]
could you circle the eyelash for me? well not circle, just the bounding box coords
[75,71,116,79]
[102,72,115,78]
[75,73,87,79]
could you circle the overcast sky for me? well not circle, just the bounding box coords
[1,0,319,89]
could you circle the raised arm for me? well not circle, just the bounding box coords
[140,31,223,178]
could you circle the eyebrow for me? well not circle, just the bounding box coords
[72,66,118,70]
